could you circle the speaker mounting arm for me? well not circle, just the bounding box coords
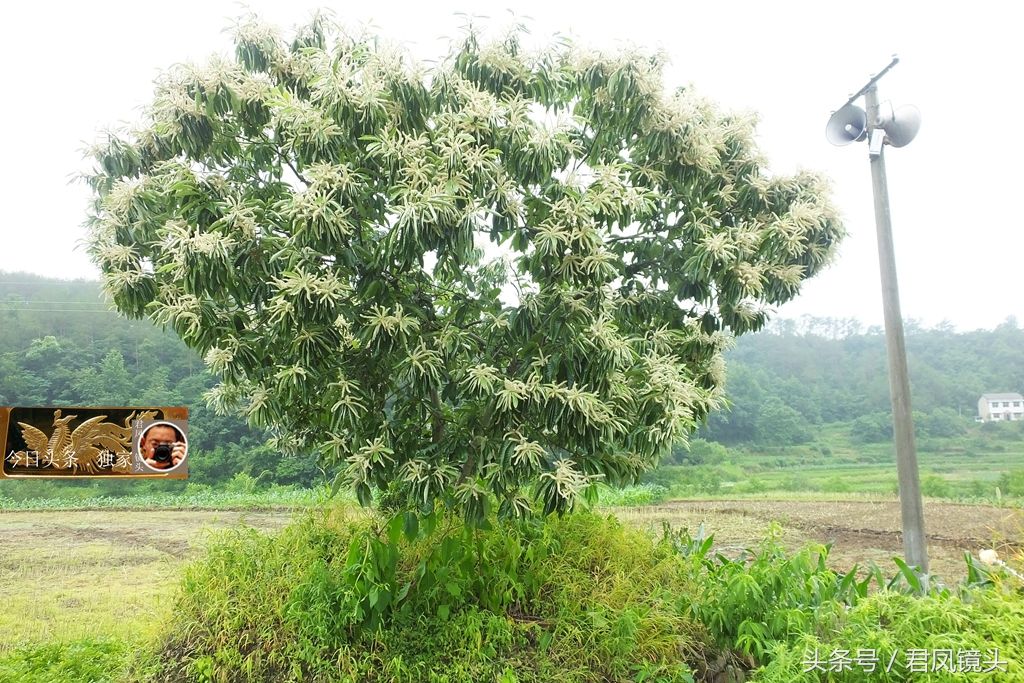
[843,55,900,109]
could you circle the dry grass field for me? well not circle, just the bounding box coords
[0,510,292,654]
[1,499,1020,655]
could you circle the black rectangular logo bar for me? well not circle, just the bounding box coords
[0,406,189,479]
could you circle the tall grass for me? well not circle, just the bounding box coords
[151,507,711,682]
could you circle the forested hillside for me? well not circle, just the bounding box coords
[0,272,320,487]
[702,315,1024,446]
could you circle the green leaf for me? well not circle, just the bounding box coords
[388,512,404,547]
[403,511,419,542]
[421,511,437,538]
[329,471,345,500]
[891,556,923,594]
[356,483,372,508]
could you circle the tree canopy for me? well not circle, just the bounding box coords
[83,14,843,518]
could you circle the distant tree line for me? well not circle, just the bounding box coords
[699,315,1024,446]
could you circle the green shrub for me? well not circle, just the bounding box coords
[997,470,1024,497]
[224,471,262,494]
[922,408,970,439]
[755,398,813,446]
[689,467,724,495]
[670,438,730,466]
[920,474,953,499]
[735,477,767,494]
[642,465,724,496]
[779,474,815,492]
[850,413,893,444]
[595,483,670,506]
[964,479,993,500]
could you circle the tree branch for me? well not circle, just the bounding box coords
[605,227,668,244]
[429,386,445,444]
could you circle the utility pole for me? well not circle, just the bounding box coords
[865,85,928,574]
[827,57,928,575]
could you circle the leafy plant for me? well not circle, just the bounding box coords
[661,522,1024,679]
[667,523,866,663]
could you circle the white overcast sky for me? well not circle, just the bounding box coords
[0,1,1020,331]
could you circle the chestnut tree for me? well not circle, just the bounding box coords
[84,14,843,519]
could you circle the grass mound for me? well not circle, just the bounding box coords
[152,508,713,682]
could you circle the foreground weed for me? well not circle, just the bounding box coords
[664,522,1024,680]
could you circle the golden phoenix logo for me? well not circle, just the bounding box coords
[7,409,158,474]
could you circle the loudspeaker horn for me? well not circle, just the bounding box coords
[877,102,921,148]
[826,104,868,146]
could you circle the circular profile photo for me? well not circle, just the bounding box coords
[138,421,188,472]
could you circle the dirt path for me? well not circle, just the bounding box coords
[0,509,295,560]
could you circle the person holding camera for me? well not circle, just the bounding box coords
[140,423,186,470]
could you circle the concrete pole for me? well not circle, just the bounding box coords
[865,85,929,574]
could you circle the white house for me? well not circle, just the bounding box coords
[978,393,1024,422]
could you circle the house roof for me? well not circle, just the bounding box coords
[981,392,1024,401]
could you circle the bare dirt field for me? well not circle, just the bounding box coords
[613,499,1024,583]
[1,500,1020,653]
